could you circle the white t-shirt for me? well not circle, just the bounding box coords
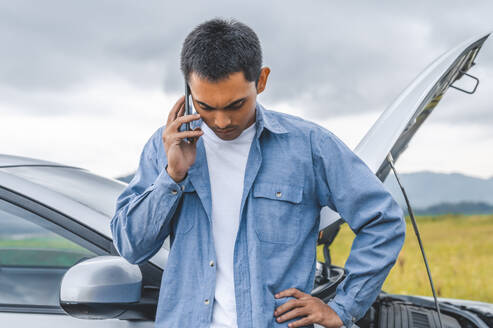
[201,120,256,328]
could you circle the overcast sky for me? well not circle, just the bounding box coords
[1,1,492,179]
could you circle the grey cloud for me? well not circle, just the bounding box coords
[1,0,493,123]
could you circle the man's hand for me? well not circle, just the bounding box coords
[163,95,204,182]
[274,288,344,328]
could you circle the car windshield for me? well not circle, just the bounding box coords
[0,166,126,218]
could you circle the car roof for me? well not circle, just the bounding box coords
[0,154,125,232]
[0,153,81,168]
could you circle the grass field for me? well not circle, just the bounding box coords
[0,237,94,267]
[317,214,493,303]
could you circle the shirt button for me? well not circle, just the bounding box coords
[171,189,178,195]
[276,191,282,198]
[209,260,215,267]
[352,316,357,322]
[204,299,210,305]
[181,185,185,191]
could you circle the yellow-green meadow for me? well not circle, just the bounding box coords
[317,214,493,303]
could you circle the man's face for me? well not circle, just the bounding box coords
[188,68,269,140]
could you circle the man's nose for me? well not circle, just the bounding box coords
[214,110,232,129]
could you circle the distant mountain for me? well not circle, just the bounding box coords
[115,170,493,214]
[414,201,493,215]
[383,171,493,209]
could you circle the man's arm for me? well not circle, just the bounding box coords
[313,129,406,327]
[274,129,405,327]
[111,96,203,265]
[110,126,187,265]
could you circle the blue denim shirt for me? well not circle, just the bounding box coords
[110,102,405,328]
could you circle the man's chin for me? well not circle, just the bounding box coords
[214,129,240,140]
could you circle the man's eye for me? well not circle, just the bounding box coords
[227,102,245,110]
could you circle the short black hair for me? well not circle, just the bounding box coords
[180,18,262,85]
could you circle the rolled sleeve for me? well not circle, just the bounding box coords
[153,164,189,196]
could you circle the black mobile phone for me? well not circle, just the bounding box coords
[184,83,192,132]
[183,83,195,142]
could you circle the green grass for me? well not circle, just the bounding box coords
[0,236,95,267]
[317,214,493,303]
[0,236,87,249]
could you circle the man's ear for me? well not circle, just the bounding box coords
[256,67,271,94]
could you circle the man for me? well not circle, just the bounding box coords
[110,18,405,328]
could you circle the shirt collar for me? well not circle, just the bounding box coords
[189,101,288,135]
[254,102,288,135]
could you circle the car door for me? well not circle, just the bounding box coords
[0,192,155,327]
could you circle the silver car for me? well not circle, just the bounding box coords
[1,32,492,327]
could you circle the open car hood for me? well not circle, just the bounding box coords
[319,32,491,230]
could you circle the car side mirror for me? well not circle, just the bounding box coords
[59,255,151,320]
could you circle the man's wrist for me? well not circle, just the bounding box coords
[166,165,186,183]
[326,300,354,328]
[321,303,344,328]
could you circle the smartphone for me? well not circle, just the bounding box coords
[183,83,194,142]
[185,83,192,131]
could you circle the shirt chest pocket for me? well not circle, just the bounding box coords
[252,182,304,245]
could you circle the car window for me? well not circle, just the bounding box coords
[0,166,171,252]
[0,199,102,307]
